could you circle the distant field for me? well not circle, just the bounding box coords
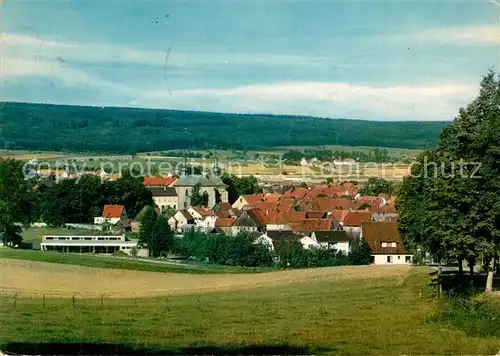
[1,262,499,355]
[0,249,269,277]
[0,150,70,160]
[3,147,413,181]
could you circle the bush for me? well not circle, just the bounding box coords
[176,230,273,267]
[430,297,500,337]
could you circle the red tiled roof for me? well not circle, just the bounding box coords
[343,211,373,227]
[362,221,407,254]
[241,194,266,206]
[283,187,309,199]
[312,198,356,212]
[101,205,125,219]
[330,210,350,223]
[263,193,281,203]
[371,205,398,214]
[281,211,307,224]
[291,219,335,234]
[143,176,177,187]
[191,206,212,217]
[215,217,235,227]
[305,211,327,219]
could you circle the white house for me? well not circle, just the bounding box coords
[361,221,413,265]
[187,206,212,224]
[168,210,195,232]
[149,187,179,212]
[299,235,320,249]
[94,205,128,225]
[41,234,148,257]
[197,215,217,232]
[310,230,351,254]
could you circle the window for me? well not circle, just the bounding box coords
[397,256,401,260]
[72,237,81,240]
[405,256,411,263]
[98,237,105,240]
[387,256,393,263]
[84,237,92,240]
[45,237,53,240]
[381,242,388,248]
[391,242,397,248]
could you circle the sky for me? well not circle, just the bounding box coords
[1,0,499,121]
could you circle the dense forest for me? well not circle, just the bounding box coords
[0,102,449,153]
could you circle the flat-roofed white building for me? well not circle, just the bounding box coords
[41,235,148,257]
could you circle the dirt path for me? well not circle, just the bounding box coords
[0,259,413,298]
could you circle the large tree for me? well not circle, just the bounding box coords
[0,159,37,246]
[397,70,500,291]
[149,215,175,258]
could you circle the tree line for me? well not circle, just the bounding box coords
[0,102,448,153]
[173,229,372,268]
[0,160,153,246]
[397,70,500,292]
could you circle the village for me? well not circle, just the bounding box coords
[38,161,410,266]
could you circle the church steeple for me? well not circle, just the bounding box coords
[212,149,221,176]
[180,152,188,177]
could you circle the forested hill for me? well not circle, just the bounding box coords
[0,102,449,153]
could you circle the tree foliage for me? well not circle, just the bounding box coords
[190,183,209,207]
[222,173,261,204]
[0,102,447,153]
[0,159,37,246]
[396,70,500,289]
[359,177,395,196]
[36,173,152,227]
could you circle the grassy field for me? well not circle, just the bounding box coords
[1,264,499,355]
[0,249,272,277]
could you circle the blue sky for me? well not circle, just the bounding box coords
[1,0,499,120]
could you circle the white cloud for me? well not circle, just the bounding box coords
[0,33,337,69]
[396,25,500,45]
[133,82,477,121]
[0,33,479,121]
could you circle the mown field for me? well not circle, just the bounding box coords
[0,249,270,276]
[1,258,499,355]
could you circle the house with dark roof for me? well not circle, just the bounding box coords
[230,209,266,236]
[311,230,351,254]
[255,230,307,251]
[361,221,413,265]
[168,209,195,232]
[149,187,178,212]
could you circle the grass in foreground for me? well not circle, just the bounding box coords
[1,271,500,355]
[0,248,272,274]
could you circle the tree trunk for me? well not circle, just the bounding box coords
[469,261,474,277]
[458,257,463,275]
[437,261,443,298]
[485,258,494,293]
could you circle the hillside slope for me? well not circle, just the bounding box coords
[0,102,449,153]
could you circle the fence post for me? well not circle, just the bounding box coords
[43,294,45,307]
[72,295,75,307]
[14,293,17,307]
[100,295,103,308]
